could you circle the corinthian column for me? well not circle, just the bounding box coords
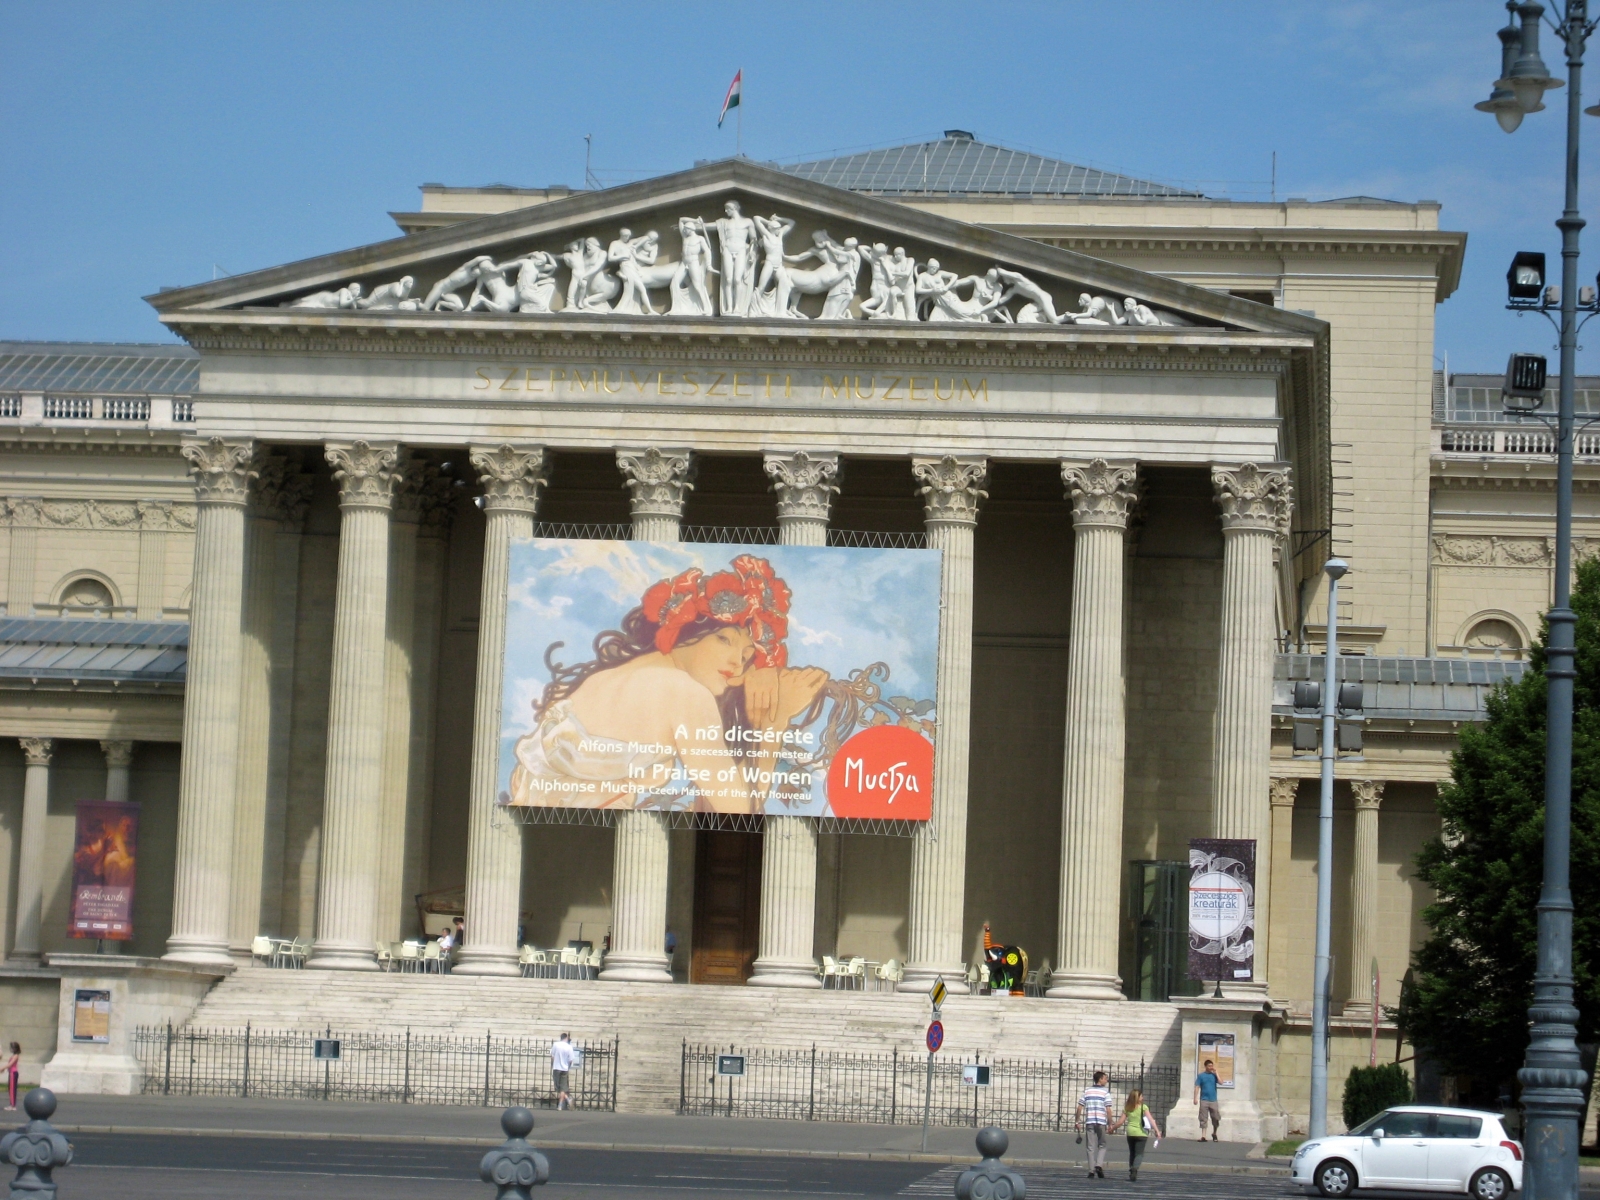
[1210,462,1291,991]
[900,455,986,993]
[455,445,547,976]
[1266,776,1299,984]
[1345,779,1385,1014]
[166,437,257,966]
[1049,460,1138,1000]
[102,740,134,805]
[228,455,285,960]
[11,738,53,962]
[374,457,427,943]
[307,441,400,971]
[749,451,839,989]
[600,448,694,983]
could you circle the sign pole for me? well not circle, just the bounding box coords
[920,1047,934,1153]
[920,976,946,1153]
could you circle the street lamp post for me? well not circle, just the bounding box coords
[1477,3,1595,1196]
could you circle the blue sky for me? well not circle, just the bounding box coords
[3,2,1594,373]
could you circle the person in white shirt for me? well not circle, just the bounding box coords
[1076,1070,1113,1179]
[551,1033,575,1110]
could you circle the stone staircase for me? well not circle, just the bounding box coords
[185,969,1183,1113]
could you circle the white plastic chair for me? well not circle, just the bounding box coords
[250,936,274,967]
[558,947,580,980]
[875,958,903,991]
[518,945,537,977]
[846,956,867,991]
[399,941,421,973]
[821,955,841,989]
[422,941,443,973]
[376,942,395,972]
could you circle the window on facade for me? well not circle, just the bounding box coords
[1465,618,1522,655]
[59,577,114,613]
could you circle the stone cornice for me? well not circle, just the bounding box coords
[0,432,185,455]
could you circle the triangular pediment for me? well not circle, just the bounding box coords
[148,159,1320,337]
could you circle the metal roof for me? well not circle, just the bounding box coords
[784,134,1200,198]
[1274,654,1524,724]
[0,341,198,395]
[0,618,188,685]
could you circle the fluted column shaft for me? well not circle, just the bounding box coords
[749,451,839,989]
[456,446,547,976]
[166,437,257,965]
[374,459,426,943]
[1210,463,1292,991]
[1346,779,1384,1011]
[1266,777,1299,985]
[600,448,693,983]
[900,456,986,992]
[228,458,285,958]
[308,441,401,970]
[1050,461,1137,1000]
[11,738,53,962]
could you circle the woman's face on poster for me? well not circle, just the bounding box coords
[668,625,755,696]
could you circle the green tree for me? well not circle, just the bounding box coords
[1403,558,1600,1093]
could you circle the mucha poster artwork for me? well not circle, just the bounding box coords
[498,540,942,819]
[1186,837,1256,983]
[69,800,139,940]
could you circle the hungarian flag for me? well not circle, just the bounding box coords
[718,70,742,127]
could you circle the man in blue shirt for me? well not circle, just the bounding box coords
[1193,1058,1221,1141]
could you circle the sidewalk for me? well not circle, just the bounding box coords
[47,1094,1287,1176]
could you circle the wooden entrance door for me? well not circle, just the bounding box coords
[691,829,763,984]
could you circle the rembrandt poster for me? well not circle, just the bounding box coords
[70,800,139,940]
[498,540,942,819]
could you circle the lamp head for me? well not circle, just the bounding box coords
[1324,558,1349,582]
[1499,2,1562,114]
[1478,20,1528,130]
[1507,251,1546,301]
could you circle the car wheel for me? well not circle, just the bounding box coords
[1469,1167,1512,1200]
[1314,1159,1356,1198]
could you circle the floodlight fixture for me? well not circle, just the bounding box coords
[1508,251,1547,301]
[1503,352,1549,412]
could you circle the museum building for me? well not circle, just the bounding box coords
[2,134,1574,1133]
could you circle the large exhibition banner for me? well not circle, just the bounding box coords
[1186,837,1256,984]
[69,800,139,940]
[498,540,942,819]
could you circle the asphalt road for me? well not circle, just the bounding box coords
[59,1132,1600,1200]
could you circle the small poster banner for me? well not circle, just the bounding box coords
[1187,837,1255,982]
[1196,1032,1236,1089]
[72,988,111,1043]
[69,800,140,940]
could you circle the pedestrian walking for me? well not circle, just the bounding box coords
[1075,1070,1113,1178]
[1112,1088,1162,1180]
[550,1031,575,1111]
[1193,1057,1221,1141]
[4,1042,18,1111]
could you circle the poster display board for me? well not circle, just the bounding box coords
[69,800,139,941]
[71,988,111,1043]
[1196,1031,1236,1088]
[498,540,942,819]
[1186,837,1256,983]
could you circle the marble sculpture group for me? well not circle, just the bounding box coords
[285,200,1179,326]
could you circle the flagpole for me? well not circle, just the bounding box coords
[736,77,743,157]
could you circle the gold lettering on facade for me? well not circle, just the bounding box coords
[822,375,845,400]
[474,367,491,390]
[681,372,699,396]
[934,378,954,402]
[499,367,518,390]
[467,367,986,404]
[550,368,567,387]
[961,377,988,402]
[908,377,928,402]
[657,371,676,395]
[853,376,873,400]
[525,368,544,392]
[570,369,597,392]
[629,370,649,395]
[882,376,904,400]
[602,370,624,395]
[732,372,752,398]
[706,372,728,397]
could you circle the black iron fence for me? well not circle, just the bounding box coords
[679,1042,1178,1131]
[132,1024,617,1110]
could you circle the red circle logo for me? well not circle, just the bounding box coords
[826,724,934,820]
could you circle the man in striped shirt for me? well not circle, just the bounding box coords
[1076,1070,1113,1178]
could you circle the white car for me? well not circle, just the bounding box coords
[1292,1105,1522,1198]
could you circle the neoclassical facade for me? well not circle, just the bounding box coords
[5,136,1548,1132]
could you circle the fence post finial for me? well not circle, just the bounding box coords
[480,1107,549,1200]
[955,1127,1025,1200]
[1,1088,73,1200]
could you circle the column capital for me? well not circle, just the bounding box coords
[617,448,694,520]
[1061,459,1139,529]
[417,466,460,537]
[19,737,52,766]
[1351,778,1386,810]
[391,455,435,524]
[246,455,288,521]
[183,437,259,506]
[100,740,135,769]
[326,441,401,510]
[764,451,840,523]
[470,444,549,515]
[1211,462,1292,536]
[1269,776,1299,808]
[913,455,987,525]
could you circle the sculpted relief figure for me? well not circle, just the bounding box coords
[1061,292,1126,325]
[357,276,417,310]
[562,238,620,313]
[884,247,918,320]
[751,213,797,316]
[610,229,674,316]
[710,200,758,316]
[860,243,894,319]
[1121,297,1177,326]
[915,258,998,322]
[466,260,523,312]
[285,282,364,309]
[424,255,499,311]
[513,251,560,313]
[782,230,862,320]
[670,217,717,317]
[984,267,1073,324]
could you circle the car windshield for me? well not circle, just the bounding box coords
[1348,1109,1433,1138]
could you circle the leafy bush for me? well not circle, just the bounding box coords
[1343,1063,1412,1130]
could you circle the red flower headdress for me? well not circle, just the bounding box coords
[640,554,792,668]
